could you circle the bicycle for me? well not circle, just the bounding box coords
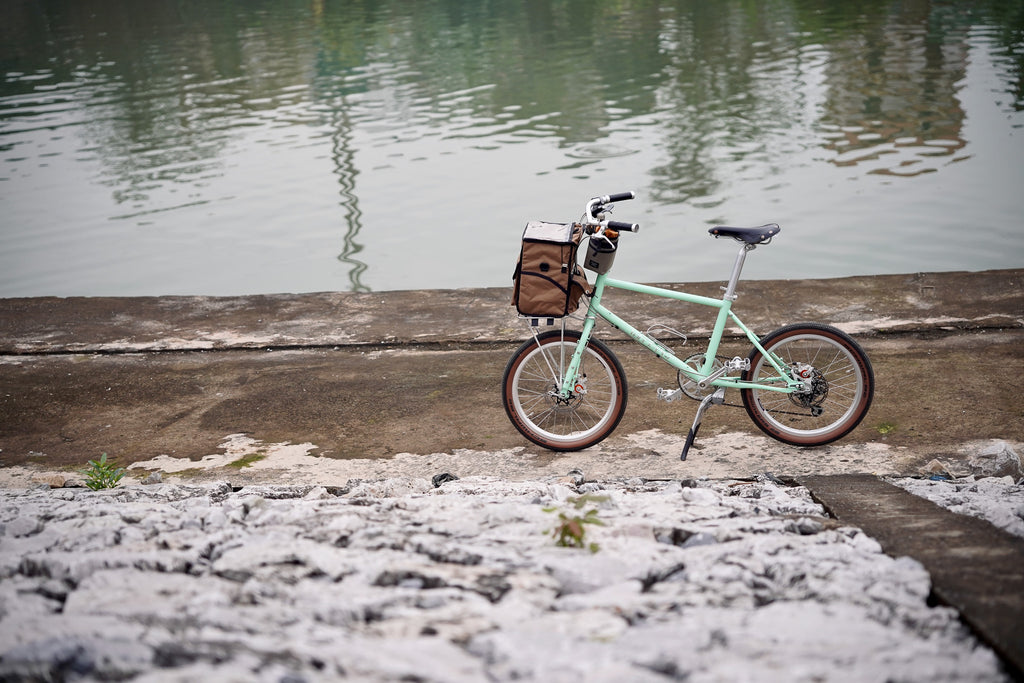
[502,191,874,460]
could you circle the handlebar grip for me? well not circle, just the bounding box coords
[602,191,635,203]
[608,220,639,233]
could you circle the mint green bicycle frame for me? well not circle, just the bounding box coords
[557,256,803,399]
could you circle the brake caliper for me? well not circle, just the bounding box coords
[790,363,828,415]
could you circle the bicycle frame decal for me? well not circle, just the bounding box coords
[559,273,801,397]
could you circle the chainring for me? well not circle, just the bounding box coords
[679,354,725,400]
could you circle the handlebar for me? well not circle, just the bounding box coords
[585,191,640,233]
[608,220,639,232]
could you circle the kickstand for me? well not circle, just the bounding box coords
[681,388,725,461]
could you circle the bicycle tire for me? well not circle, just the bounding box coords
[741,323,873,446]
[502,329,627,451]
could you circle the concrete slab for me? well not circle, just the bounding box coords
[3,272,1022,680]
[1,269,1021,353]
[0,270,1022,483]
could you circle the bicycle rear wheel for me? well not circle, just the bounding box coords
[742,323,873,446]
[502,329,627,451]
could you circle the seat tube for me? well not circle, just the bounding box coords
[723,243,752,301]
[702,244,749,373]
[703,300,732,373]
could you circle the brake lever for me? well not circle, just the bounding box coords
[594,203,613,222]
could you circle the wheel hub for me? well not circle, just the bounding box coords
[550,375,586,409]
[789,363,828,413]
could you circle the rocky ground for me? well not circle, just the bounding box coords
[1,472,1019,682]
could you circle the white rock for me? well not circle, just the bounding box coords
[0,479,1011,682]
[4,516,43,538]
[968,440,1024,479]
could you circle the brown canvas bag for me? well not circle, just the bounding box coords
[511,221,590,317]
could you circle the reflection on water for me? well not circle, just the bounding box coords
[1,0,1022,296]
[816,2,971,177]
[330,104,369,293]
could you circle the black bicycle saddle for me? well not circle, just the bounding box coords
[708,224,781,244]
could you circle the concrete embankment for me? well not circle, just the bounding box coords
[2,269,1021,354]
[1,269,1022,485]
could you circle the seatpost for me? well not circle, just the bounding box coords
[722,243,754,301]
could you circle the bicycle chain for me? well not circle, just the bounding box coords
[712,397,823,418]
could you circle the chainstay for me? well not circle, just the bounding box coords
[689,396,822,419]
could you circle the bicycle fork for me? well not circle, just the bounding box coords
[555,316,598,398]
[524,317,595,404]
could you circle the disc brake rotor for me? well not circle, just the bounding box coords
[789,364,828,413]
[549,374,586,410]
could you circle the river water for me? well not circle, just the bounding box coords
[2,0,1022,297]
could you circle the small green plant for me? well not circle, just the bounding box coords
[544,494,608,552]
[228,452,266,469]
[876,421,897,435]
[82,453,126,490]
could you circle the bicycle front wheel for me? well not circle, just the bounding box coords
[502,330,627,451]
[742,323,873,447]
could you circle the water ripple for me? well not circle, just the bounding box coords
[1,0,1021,296]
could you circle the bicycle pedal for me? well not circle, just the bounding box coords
[657,387,683,403]
[725,356,750,372]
